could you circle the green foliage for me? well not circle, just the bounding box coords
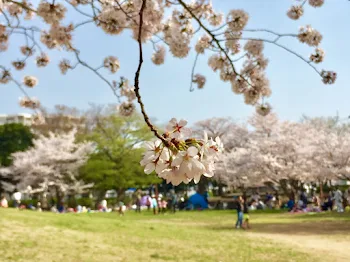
[0,123,34,166]
[76,197,94,208]
[79,113,161,193]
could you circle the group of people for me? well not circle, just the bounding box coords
[134,190,178,215]
[1,191,23,209]
[287,187,350,213]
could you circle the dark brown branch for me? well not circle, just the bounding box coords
[133,0,170,147]
[7,0,37,13]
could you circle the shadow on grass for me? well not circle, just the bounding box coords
[208,220,350,235]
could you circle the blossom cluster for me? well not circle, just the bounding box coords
[114,77,137,116]
[286,0,324,21]
[140,118,224,185]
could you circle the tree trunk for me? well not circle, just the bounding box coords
[218,182,223,197]
[95,190,106,209]
[319,180,324,200]
[154,184,159,198]
[117,188,125,202]
[55,186,64,210]
[197,177,208,195]
[290,179,300,201]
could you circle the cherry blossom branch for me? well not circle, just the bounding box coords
[133,0,170,147]
[177,0,252,88]
[242,28,298,38]
[74,19,94,29]
[10,29,43,53]
[232,53,248,62]
[177,1,235,73]
[71,48,121,101]
[7,0,37,13]
[0,65,34,103]
[221,36,321,75]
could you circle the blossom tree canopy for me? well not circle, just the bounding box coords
[0,0,338,185]
[213,113,350,195]
[0,129,95,194]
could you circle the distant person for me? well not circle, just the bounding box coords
[57,200,65,213]
[321,195,333,211]
[170,191,177,213]
[101,199,107,212]
[235,196,244,229]
[136,193,142,213]
[146,195,151,210]
[13,190,22,208]
[242,200,251,229]
[157,197,162,214]
[265,192,273,209]
[333,188,344,212]
[37,202,42,212]
[300,190,308,208]
[251,192,260,203]
[0,195,8,208]
[313,195,321,207]
[344,188,350,208]
[287,198,294,211]
[161,198,167,214]
[118,201,126,216]
[76,205,82,213]
[151,195,158,215]
[274,190,281,209]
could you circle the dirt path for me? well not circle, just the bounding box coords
[249,232,349,262]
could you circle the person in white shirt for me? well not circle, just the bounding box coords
[101,199,107,212]
[333,188,343,212]
[13,191,22,208]
[251,192,260,203]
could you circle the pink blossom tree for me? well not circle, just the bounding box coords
[0,130,94,201]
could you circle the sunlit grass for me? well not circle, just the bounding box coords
[0,208,349,262]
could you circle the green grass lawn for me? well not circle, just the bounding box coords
[0,209,349,262]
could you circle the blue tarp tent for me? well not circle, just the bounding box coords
[187,193,208,209]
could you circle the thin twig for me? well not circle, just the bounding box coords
[0,65,33,101]
[74,20,94,29]
[189,53,199,92]
[221,36,321,75]
[178,0,237,76]
[177,0,252,88]
[232,53,247,63]
[133,0,170,146]
[72,48,121,101]
[243,29,297,38]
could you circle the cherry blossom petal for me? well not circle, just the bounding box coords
[144,163,155,174]
[178,119,188,127]
[187,146,199,157]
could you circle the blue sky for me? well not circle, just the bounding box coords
[1,0,350,125]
